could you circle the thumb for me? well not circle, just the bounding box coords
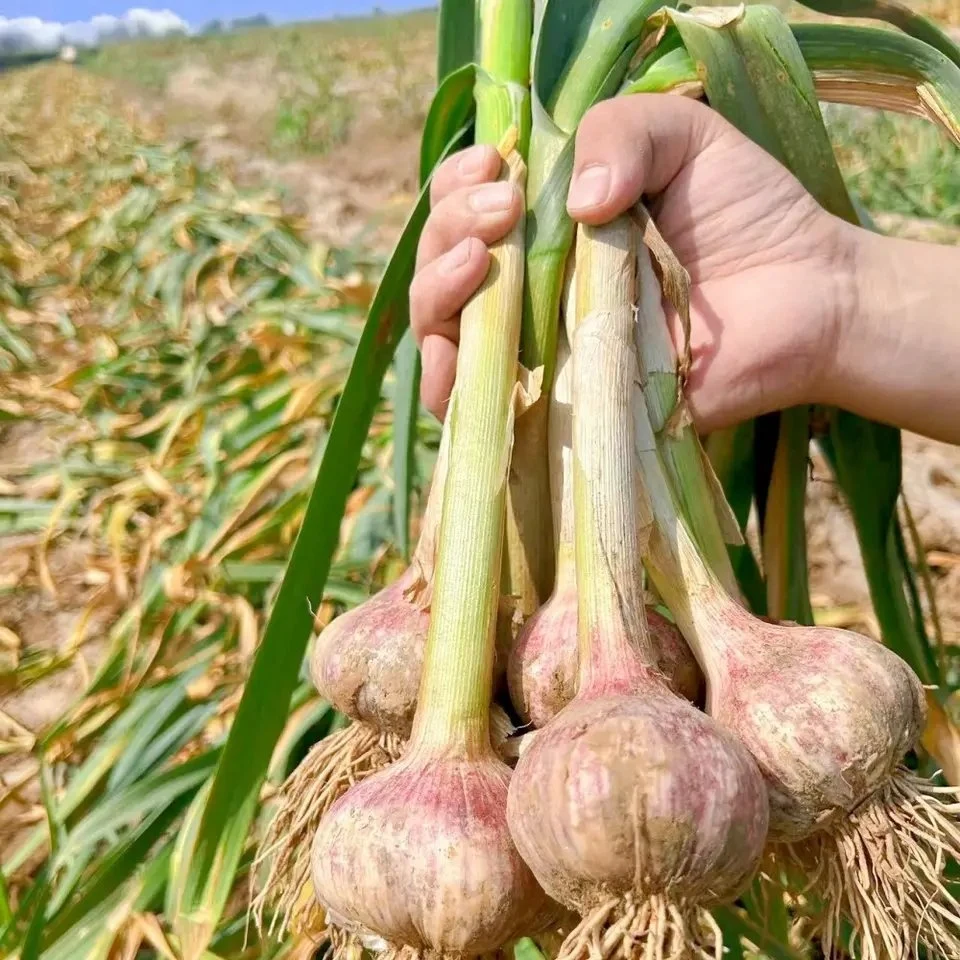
[567,95,731,224]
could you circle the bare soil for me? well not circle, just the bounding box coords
[154,38,432,251]
[0,420,118,853]
[808,433,960,642]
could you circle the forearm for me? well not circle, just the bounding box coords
[826,225,960,445]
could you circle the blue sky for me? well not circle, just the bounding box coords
[6,0,423,26]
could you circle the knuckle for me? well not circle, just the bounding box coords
[578,99,619,140]
[414,227,435,271]
[408,271,432,330]
[432,151,462,192]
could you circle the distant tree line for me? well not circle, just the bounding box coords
[0,48,59,72]
[200,14,272,35]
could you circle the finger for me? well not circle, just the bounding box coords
[567,95,732,224]
[416,180,522,270]
[410,237,490,346]
[421,334,458,420]
[430,145,502,206]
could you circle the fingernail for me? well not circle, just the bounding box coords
[457,146,488,176]
[568,164,611,212]
[441,237,474,274]
[468,181,515,213]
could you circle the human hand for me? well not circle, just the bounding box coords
[410,94,856,428]
[408,143,524,418]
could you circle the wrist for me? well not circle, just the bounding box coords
[813,216,876,410]
[817,220,960,444]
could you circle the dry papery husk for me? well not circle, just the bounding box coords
[507,219,769,960]
[507,297,703,730]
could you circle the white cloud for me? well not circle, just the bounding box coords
[0,8,188,56]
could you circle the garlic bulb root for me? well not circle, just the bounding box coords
[251,723,402,936]
[557,893,723,960]
[782,769,960,960]
[252,699,519,936]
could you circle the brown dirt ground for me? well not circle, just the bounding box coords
[0,420,120,850]
[152,40,431,252]
[807,433,960,643]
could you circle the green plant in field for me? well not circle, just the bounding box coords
[272,97,352,154]
[271,69,355,156]
[829,105,960,225]
[3,2,960,959]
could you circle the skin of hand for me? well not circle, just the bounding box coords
[410,94,960,445]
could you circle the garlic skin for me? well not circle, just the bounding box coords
[507,582,577,729]
[704,609,926,842]
[507,688,769,913]
[312,751,556,954]
[311,569,514,740]
[310,569,428,737]
[508,590,703,727]
[310,430,450,738]
[632,315,927,841]
[510,298,702,732]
